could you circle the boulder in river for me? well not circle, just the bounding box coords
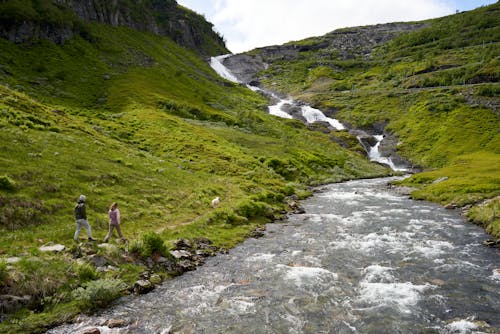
[76,327,100,334]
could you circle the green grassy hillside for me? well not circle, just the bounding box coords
[0,16,388,333]
[248,4,500,238]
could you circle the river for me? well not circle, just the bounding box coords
[49,177,499,334]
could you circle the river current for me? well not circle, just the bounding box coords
[49,177,499,334]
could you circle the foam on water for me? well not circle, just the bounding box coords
[443,319,479,333]
[490,269,500,281]
[224,296,257,315]
[361,264,395,283]
[412,240,455,258]
[268,99,294,119]
[357,282,434,313]
[246,253,276,262]
[279,265,338,287]
[301,105,345,130]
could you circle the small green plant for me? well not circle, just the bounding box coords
[0,175,16,191]
[140,232,167,257]
[477,84,500,97]
[235,199,269,219]
[208,208,248,226]
[72,278,127,310]
[75,263,98,282]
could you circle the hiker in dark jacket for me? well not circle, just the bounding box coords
[74,194,95,241]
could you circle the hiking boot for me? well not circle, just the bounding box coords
[88,237,96,241]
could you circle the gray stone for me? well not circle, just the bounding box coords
[5,257,21,264]
[39,244,65,253]
[77,327,100,334]
[134,279,153,294]
[170,250,192,259]
[87,254,107,267]
[105,318,127,328]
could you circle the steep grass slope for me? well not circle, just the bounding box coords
[0,11,388,333]
[243,3,500,238]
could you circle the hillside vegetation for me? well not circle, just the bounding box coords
[0,2,389,332]
[244,4,500,238]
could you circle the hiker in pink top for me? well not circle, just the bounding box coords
[104,202,124,242]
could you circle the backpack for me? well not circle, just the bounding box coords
[74,203,86,219]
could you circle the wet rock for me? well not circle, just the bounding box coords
[175,260,197,272]
[39,243,66,253]
[134,279,153,294]
[444,202,458,209]
[77,326,100,334]
[288,200,305,214]
[250,226,266,238]
[105,318,127,328]
[483,239,500,248]
[193,238,219,256]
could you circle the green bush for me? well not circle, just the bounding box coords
[72,278,127,310]
[207,208,247,226]
[235,199,269,219]
[0,175,16,191]
[140,232,167,258]
[477,84,500,97]
[75,263,98,282]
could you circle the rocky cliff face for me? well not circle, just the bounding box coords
[222,22,427,84]
[0,0,227,56]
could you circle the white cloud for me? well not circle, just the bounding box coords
[210,0,455,53]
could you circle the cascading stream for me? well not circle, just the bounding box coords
[48,177,500,333]
[209,55,406,171]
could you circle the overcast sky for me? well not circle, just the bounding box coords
[176,0,497,53]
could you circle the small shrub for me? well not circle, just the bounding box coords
[128,239,143,255]
[140,232,167,257]
[235,200,268,219]
[72,278,127,310]
[75,263,98,282]
[0,175,16,191]
[477,84,500,97]
[208,208,247,226]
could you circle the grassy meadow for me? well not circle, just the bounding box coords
[0,21,389,332]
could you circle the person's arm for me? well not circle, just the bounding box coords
[117,209,120,224]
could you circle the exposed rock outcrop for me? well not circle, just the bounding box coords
[0,0,227,56]
[221,22,428,84]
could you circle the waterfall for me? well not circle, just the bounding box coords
[367,135,408,172]
[209,55,407,171]
[209,55,240,83]
[210,55,345,130]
